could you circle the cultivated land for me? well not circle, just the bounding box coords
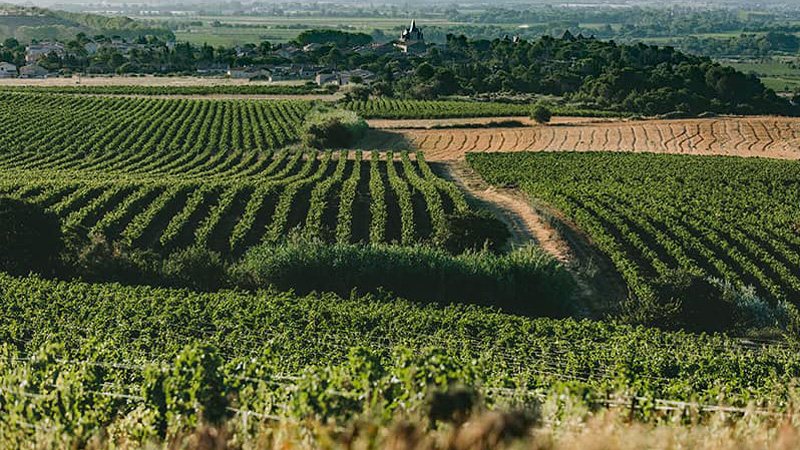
[6,88,800,446]
[364,116,800,161]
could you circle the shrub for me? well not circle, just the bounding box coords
[441,210,510,253]
[0,197,64,276]
[530,104,552,124]
[301,108,368,149]
[229,239,578,317]
[162,246,225,292]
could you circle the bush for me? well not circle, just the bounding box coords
[67,234,162,284]
[531,104,552,124]
[442,210,510,253]
[229,239,578,317]
[301,108,368,149]
[162,246,225,292]
[621,270,736,332]
[0,197,64,276]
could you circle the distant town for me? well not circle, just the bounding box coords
[0,21,440,85]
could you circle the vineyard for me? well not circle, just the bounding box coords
[0,150,466,255]
[368,116,800,161]
[468,152,800,306]
[1,270,799,444]
[343,98,627,119]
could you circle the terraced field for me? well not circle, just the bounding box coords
[364,116,800,161]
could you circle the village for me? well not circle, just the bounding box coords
[0,20,431,85]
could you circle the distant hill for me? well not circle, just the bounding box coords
[0,3,174,42]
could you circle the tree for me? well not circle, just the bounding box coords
[531,104,552,123]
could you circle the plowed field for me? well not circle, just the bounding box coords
[363,116,800,161]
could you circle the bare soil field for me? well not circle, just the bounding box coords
[363,116,800,161]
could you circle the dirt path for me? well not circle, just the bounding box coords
[439,160,573,261]
[436,160,626,312]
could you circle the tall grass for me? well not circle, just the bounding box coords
[230,239,578,317]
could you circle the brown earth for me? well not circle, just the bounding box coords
[363,116,800,161]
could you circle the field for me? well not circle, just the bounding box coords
[726,59,800,93]
[469,151,800,306]
[365,116,800,161]
[2,270,799,446]
[5,88,800,446]
[344,99,627,119]
[139,15,469,46]
[0,94,467,254]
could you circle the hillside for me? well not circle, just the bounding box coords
[0,3,173,42]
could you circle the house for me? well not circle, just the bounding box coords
[315,73,338,85]
[303,43,323,52]
[19,64,48,78]
[338,69,375,85]
[25,42,65,63]
[83,42,99,55]
[227,66,270,79]
[0,62,17,78]
[315,69,375,86]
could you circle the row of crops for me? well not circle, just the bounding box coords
[0,84,325,96]
[1,270,798,442]
[468,152,800,306]
[0,93,312,166]
[343,98,629,119]
[1,150,466,255]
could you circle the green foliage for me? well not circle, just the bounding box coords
[300,108,368,149]
[162,246,225,292]
[2,270,800,439]
[164,344,228,429]
[229,239,577,316]
[0,197,63,276]
[295,29,372,47]
[469,152,800,331]
[343,99,629,119]
[531,104,552,124]
[442,210,510,254]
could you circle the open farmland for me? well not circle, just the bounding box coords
[469,151,800,307]
[0,94,468,255]
[366,116,800,161]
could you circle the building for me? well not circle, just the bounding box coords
[25,42,65,63]
[315,73,338,86]
[83,42,99,55]
[395,20,426,53]
[315,69,375,86]
[227,66,270,79]
[19,64,48,78]
[0,62,17,78]
[400,20,424,43]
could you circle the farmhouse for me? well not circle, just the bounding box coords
[0,62,17,78]
[25,42,65,63]
[18,64,48,78]
[227,66,269,79]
